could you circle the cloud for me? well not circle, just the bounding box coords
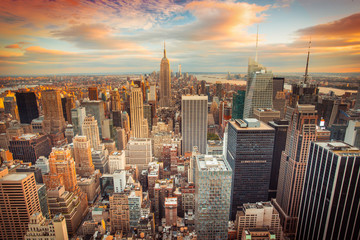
[297,13,360,38]
[5,44,21,49]
[25,46,76,55]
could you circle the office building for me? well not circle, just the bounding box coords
[130,87,145,138]
[47,186,86,234]
[235,202,282,240]
[15,91,39,124]
[267,120,288,200]
[43,148,79,193]
[243,58,273,118]
[232,90,246,120]
[226,119,275,219]
[113,169,126,193]
[81,100,105,138]
[61,96,75,124]
[42,90,66,135]
[9,134,52,164]
[125,138,152,172]
[0,173,41,239]
[253,108,280,124]
[272,104,318,236]
[37,184,50,219]
[165,197,178,226]
[181,95,208,154]
[297,142,360,240]
[82,115,101,150]
[111,89,121,111]
[24,212,68,240]
[195,155,232,239]
[73,135,95,177]
[344,120,360,148]
[71,107,86,135]
[109,151,125,174]
[109,191,130,233]
[272,77,284,98]
[4,95,19,120]
[35,156,50,174]
[159,43,171,107]
[91,149,109,174]
[88,87,98,100]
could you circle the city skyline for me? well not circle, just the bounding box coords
[1,0,360,75]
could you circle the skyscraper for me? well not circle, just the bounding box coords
[44,148,79,193]
[88,87,98,100]
[226,118,275,219]
[81,100,105,138]
[130,87,145,138]
[243,58,273,118]
[232,90,246,120]
[82,115,101,150]
[194,155,232,239]
[267,120,289,200]
[0,172,41,239]
[15,91,39,124]
[71,107,86,135]
[159,43,171,107]
[181,95,208,154]
[42,90,66,135]
[111,89,121,112]
[297,141,360,240]
[272,104,318,236]
[73,135,95,177]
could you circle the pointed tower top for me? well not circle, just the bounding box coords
[304,39,311,84]
[255,25,259,62]
[164,40,167,58]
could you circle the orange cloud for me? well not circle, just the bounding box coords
[25,46,76,55]
[5,44,21,49]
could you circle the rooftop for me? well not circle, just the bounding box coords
[0,172,31,182]
[317,141,360,156]
[231,119,273,131]
[197,155,231,172]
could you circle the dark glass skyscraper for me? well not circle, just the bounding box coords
[226,118,274,219]
[297,141,360,240]
[267,120,288,200]
[232,90,246,120]
[15,91,39,124]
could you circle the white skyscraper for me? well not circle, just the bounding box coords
[243,58,273,118]
[82,115,101,150]
[181,95,208,154]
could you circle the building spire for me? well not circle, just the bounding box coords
[255,25,259,62]
[304,38,311,84]
[164,41,166,58]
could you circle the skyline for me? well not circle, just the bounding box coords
[1,0,360,75]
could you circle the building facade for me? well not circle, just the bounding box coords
[181,95,208,154]
[195,155,232,239]
[297,142,360,240]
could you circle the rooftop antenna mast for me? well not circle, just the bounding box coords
[255,25,259,62]
[304,39,311,84]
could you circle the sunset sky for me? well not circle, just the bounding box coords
[0,0,360,75]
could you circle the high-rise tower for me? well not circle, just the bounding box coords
[226,118,275,219]
[73,135,95,177]
[297,141,360,240]
[130,87,145,138]
[159,42,171,107]
[42,90,66,135]
[15,91,39,124]
[272,104,318,236]
[0,172,41,240]
[194,155,232,239]
[82,115,101,150]
[243,58,273,118]
[181,95,208,154]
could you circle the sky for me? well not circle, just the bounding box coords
[0,0,360,75]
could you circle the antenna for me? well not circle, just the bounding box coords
[255,25,259,62]
[164,41,166,58]
[304,38,311,84]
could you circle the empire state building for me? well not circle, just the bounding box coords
[159,42,171,107]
